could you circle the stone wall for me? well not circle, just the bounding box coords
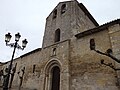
[1,40,70,90]
[108,23,120,86]
[69,28,119,90]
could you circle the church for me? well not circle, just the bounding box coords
[0,0,120,90]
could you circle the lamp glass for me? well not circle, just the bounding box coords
[15,33,21,41]
[22,39,28,48]
[5,33,12,42]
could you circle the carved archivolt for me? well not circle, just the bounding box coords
[43,59,62,90]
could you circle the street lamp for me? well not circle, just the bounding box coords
[3,32,28,90]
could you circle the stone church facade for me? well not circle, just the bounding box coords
[0,0,120,90]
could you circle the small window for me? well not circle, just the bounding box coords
[33,65,36,73]
[90,39,95,50]
[61,4,66,14]
[53,9,57,19]
[53,48,56,56]
[55,29,60,42]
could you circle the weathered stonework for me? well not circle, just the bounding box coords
[0,0,120,90]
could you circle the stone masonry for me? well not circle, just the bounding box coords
[0,0,120,90]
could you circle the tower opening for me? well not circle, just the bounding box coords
[61,4,66,14]
[53,9,57,19]
[55,29,60,42]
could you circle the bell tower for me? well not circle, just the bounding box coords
[42,0,99,48]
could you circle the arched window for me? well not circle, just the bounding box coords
[61,4,66,14]
[53,9,57,19]
[51,66,60,90]
[53,48,56,56]
[90,39,95,50]
[55,29,60,42]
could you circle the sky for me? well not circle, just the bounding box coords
[0,0,120,62]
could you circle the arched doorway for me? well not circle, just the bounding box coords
[51,66,60,90]
[44,60,61,90]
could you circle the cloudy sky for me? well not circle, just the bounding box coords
[0,0,120,62]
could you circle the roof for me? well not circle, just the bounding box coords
[78,3,99,26]
[75,19,120,39]
[1,48,42,64]
[0,62,7,65]
[20,48,42,58]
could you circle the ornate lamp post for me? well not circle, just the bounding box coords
[3,32,28,90]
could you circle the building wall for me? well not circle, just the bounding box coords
[70,28,119,90]
[108,23,120,86]
[109,24,120,60]
[4,40,70,90]
[0,1,120,90]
